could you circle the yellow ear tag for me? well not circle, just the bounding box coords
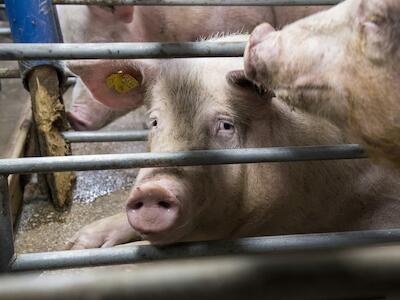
[106,72,140,94]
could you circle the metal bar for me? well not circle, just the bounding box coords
[0,27,10,35]
[51,0,342,4]
[0,68,19,78]
[62,130,149,143]
[11,229,400,272]
[4,245,400,300]
[0,42,246,60]
[0,0,342,5]
[65,77,77,86]
[0,176,15,273]
[0,68,75,79]
[0,145,366,175]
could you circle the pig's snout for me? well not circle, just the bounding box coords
[244,23,277,85]
[127,182,180,236]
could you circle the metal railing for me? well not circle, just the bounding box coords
[62,130,149,143]
[0,42,246,60]
[0,27,10,35]
[2,0,400,298]
[0,145,367,175]
[10,229,400,272]
[1,235,400,299]
[0,0,341,5]
[0,67,75,78]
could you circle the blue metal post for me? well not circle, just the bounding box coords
[4,0,74,208]
[4,0,65,88]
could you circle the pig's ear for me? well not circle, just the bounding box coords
[89,6,134,23]
[357,0,395,62]
[226,70,274,99]
[67,60,156,109]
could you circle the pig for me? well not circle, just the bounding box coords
[57,5,326,130]
[57,5,137,130]
[244,0,400,168]
[66,35,400,249]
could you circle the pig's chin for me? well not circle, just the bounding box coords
[127,211,190,245]
[139,229,189,245]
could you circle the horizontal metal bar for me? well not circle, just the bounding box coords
[0,145,366,175]
[0,67,75,79]
[0,74,75,86]
[53,0,342,5]
[0,27,10,35]
[0,42,245,60]
[11,229,400,272]
[0,68,19,78]
[65,77,77,86]
[5,242,400,300]
[62,130,149,142]
[0,0,341,5]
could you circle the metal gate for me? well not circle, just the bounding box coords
[1,0,400,299]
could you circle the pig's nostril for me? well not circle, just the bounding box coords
[158,201,171,209]
[132,201,144,210]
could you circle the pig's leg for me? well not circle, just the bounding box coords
[65,213,140,249]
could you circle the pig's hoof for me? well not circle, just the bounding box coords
[64,214,140,250]
[65,230,112,250]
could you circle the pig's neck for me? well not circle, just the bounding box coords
[346,75,400,167]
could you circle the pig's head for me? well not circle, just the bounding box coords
[133,59,281,244]
[72,51,276,244]
[127,59,274,244]
[244,0,400,160]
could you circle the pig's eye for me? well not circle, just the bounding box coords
[222,122,234,130]
[216,120,235,136]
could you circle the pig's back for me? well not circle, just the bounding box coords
[57,5,133,43]
[137,7,274,41]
